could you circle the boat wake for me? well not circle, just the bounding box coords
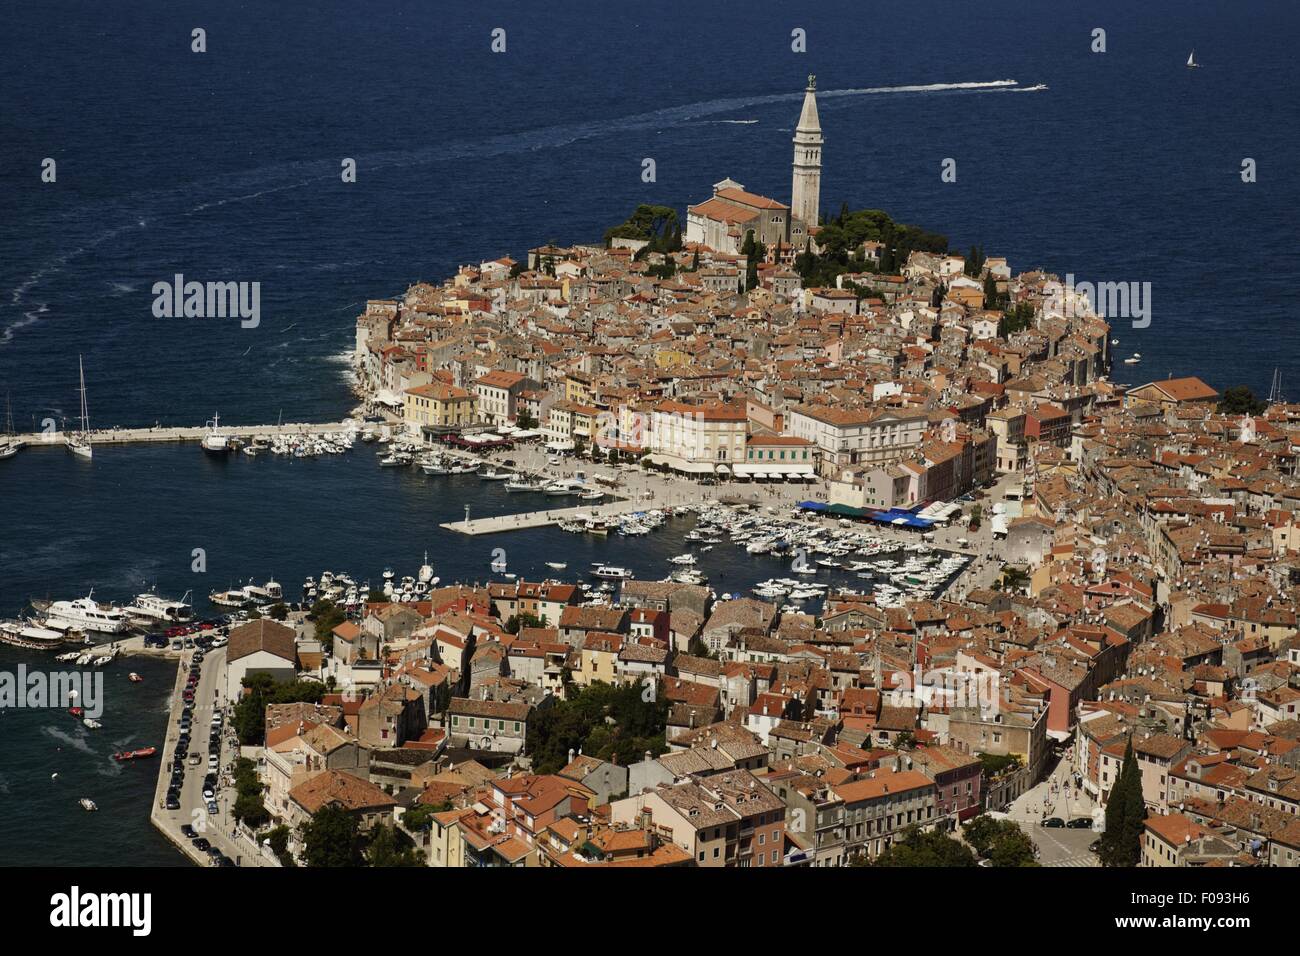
[43,726,95,755]
[2,77,1041,348]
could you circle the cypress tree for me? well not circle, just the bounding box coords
[1099,739,1146,867]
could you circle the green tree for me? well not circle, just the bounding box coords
[1099,740,1146,866]
[505,611,543,634]
[872,826,977,866]
[526,680,669,773]
[300,805,362,867]
[267,602,289,621]
[263,824,296,867]
[310,598,347,644]
[1217,385,1266,416]
[604,204,679,248]
[365,824,421,867]
[962,814,1038,866]
[233,675,325,745]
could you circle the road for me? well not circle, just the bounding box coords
[1006,749,1101,867]
[149,645,272,866]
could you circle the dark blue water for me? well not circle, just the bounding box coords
[1,0,1296,864]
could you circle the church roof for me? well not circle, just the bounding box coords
[714,187,788,211]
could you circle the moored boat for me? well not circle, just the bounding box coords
[112,746,157,761]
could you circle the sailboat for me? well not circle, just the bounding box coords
[66,356,93,459]
[0,393,16,460]
[1186,50,1199,69]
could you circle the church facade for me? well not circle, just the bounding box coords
[684,75,822,257]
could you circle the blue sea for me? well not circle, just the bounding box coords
[1,0,1296,865]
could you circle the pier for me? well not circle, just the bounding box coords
[441,496,667,535]
[8,419,355,450]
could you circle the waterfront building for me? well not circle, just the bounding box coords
[403,381,477,438]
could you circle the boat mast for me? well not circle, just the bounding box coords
[77,355,89,433]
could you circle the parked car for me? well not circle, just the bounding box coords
[1066,818,1092,829]
[1042,817,1065,828]
[165,795,180,810]
[192,837,211,851]
[180,825,196,839]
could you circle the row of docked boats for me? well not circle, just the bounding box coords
[201,413,359,458]
[304,555,440,606]
[678,502,973,608]
[11,586,199,646]
[207,578,283,609]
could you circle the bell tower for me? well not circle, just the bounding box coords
[791,74,823,229]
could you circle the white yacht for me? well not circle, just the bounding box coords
[418,553,435,584]
[66,355,93,459]
[44,591,129,634]
[127,588,193,625]
[201,413,232,455]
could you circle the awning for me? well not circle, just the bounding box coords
[798,500,827,512]
[715,463,731,473]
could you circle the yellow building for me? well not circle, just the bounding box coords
[404,382,477,438]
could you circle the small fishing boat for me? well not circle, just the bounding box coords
[79,798,97,811]
[545,561,568,571]
[82,718,102,729]
[112,746,157,761]
[128,672,143,683]
[67,706,84,719]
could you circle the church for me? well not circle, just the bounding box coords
[684,75,822,259]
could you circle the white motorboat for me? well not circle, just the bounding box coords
[79,798,98,811]
[201,413,232,455]
[668,554,697,566]
[66,355,93,459]
[545,561,568,571]
[378,452,412,467]
[589,564,633,580]
[418,553,435,584]
[421,458,450,475]
[579,489,604,501]
[43,592,129,634]
[82,718,102,729]
[127,587,193,625]
[479,468,510,480]
[242,579,282,604]
[208,587,251,609]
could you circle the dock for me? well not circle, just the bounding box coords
[443,495,674,535]
[9,420,354,449]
